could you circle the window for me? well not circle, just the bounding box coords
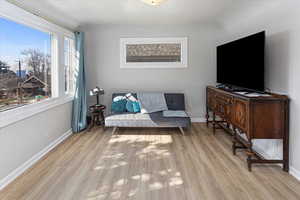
[0,17,53,112]
[0,1,75,126]
[64,37,75,94]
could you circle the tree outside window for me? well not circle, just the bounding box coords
[0,17,52,112]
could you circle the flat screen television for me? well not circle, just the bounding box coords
[217,31,265,92]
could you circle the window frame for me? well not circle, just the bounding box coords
[0,1,75,128]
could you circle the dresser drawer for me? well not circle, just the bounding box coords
[215,97,233,120]
[232,98,249,133]
[216,93,234,105]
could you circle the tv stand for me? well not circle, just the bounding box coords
[206,86,289,172]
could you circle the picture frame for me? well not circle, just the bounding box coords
[120,37,188,69]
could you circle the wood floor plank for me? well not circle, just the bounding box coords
[0,123,300,200]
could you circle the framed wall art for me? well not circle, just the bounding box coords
[120,37,188,69]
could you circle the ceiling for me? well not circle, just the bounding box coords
[6,0,289,30]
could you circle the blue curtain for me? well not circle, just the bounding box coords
[72,32,87,133]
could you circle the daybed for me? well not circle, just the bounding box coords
[105,93,191,135]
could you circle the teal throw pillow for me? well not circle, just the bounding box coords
[126,100,134,112]
[111,96,127,113]
[126,100,141,113]
[132,101,141,113]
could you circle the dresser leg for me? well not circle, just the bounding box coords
[212,112,216,134]
[283,108,289,172]
[232,127,237,155]
[206,106,209,127]
[206,115,209,127]
[232,142,237,155]
[283,161,289,172]
[232,140,237,155]
[247,144,254,172]
[247,156,252,172]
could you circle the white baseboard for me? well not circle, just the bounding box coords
[290,167,300,181]
[0,129,73,191]
[191,117,206,123]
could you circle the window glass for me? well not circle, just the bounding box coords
[0,17,52,112]
[64,37,74,94]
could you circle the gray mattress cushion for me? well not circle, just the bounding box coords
[105,111,191,128]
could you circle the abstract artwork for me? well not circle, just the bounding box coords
[126,43,181,63]
[120,38,188,68]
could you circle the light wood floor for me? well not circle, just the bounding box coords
[1,123,300,200]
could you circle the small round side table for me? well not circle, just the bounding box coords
[88,104,106,131]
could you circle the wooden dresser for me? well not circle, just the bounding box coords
[206,86,289,172]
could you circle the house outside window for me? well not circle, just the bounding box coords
[0,17,54,112]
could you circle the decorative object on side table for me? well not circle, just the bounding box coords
[89,87,104,105]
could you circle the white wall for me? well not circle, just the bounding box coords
[83,24,221,119]
[0,102,72,186]
[219,1,300,178]
[0,1,75,189]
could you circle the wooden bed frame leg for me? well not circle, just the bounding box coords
[179,127,185,136]
[112,127,118,135]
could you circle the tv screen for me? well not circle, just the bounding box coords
[217,31,265,91]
